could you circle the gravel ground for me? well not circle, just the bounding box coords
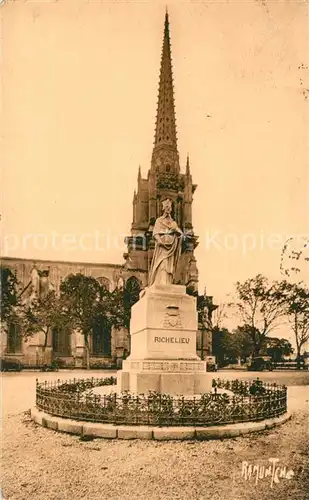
[2,371,309,500]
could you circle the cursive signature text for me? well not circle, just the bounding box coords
[241,458,294,488]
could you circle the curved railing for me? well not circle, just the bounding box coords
[35,377,287,427]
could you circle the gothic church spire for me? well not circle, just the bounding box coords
[152,11,179,171]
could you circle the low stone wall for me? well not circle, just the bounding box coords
[31,407,291,440]
[88,357,115,369]
[54,356,116,369]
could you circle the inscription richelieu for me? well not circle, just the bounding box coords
[154,336,190,344]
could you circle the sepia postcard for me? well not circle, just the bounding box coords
[1,0,308,499]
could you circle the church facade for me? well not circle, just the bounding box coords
[1,13,213,368]
[124,13,199,291]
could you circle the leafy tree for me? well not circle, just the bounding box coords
[96,287,131,331]
[60,274,128,368]
[21,291,68,364]
[0,266,20,326]
[212,327,228,366]
[60,274,102,369]
[231,326,254,360]
[266,337,294,362]
[283,282,309,363]
[123,282,140,330]
[231,274,288,357]
[212,326,254,366]
[222,333,241,363]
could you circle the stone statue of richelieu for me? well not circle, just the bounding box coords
[148,199,190,286]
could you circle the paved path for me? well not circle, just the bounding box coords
[2,370,308,500]
[1,369,116,417]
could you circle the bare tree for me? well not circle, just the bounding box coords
[284,282,309,363]
[231,274,288,357]
[212,303,227,329]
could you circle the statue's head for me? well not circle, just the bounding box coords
[162,198,172,215]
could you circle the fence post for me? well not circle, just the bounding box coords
[35,378,38,406]
[114,392,117,424]
[268,390,272,419]
[136,395,139,425]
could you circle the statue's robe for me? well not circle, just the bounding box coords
[148,215,182,286]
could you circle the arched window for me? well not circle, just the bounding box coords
[117,276,124,290]
[124,276,141,310]
[52,327,71,356]
[7,323,22,354]
[92,318,111,356]
[97,277,111,291]
[125,276,140,294]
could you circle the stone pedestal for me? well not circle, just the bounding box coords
[117,284,212,395]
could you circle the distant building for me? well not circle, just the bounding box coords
[1,257,146,367]
[1,13,214,368]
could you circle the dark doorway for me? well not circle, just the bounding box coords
[92,319,111,356]
[7,323,22,353]
[52,327,71,356]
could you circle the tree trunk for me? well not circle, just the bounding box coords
[295,313,301,369]
[43,328,49,365]
[252,332,266,358]
[84,332,90,370]
[250,329,259,358]
[253,344,261,357]
[296,348,301,369]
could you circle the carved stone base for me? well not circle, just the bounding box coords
[127,283,198,360]
[122,359,206,372]
[117,367,212,396]
[117,283,212,396]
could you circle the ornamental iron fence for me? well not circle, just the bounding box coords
[35,376,287,427]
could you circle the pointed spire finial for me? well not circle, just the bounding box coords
[152,11,178,163]
[186,154,190,174]
[138,165,141,180]
[165,7,169,35]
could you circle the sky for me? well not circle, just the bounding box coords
[1,0,309,341]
